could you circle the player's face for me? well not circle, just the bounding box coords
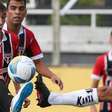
[7,0,26,25]
[0,11,6,32]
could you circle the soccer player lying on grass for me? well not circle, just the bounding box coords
[35,75,112,107]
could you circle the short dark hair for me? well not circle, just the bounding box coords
[0,2,6,12]
[7,0,26,8]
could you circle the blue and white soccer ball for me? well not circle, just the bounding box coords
[8,55,36,83]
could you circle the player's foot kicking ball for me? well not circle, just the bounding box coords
[35,74,51,107]
[35,75,99,108]
[11,81,33,112]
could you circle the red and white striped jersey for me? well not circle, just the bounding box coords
[3,23,43,61]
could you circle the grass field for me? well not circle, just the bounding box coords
[9,66,99,112]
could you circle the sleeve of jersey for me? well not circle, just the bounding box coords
[29,32,44,60]
[91,56,104,80]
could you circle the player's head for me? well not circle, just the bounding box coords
[7,0,26,8]
[6,0,27,25]
[0,2,6,32]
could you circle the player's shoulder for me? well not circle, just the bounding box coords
[96,52,107,62]
[23,26,34,36]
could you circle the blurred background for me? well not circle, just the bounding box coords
[24,0,112,66]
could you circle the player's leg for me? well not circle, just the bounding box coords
[0,79,10,112]
[35,74,51,107]
[35,75,99,107]
[8,89,13,107]
[11,81,33,112]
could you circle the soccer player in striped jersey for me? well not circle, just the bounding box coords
[4,0,63,111]
[90,32,112,112]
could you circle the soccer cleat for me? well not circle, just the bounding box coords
[11,81,33,112]
[35,74,51,107]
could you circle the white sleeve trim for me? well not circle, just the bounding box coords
[91,74,101,80]
[31,53,44,60]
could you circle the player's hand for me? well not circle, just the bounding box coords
[23,98,30,108]
[97,86,112,101]
[102,87,112,101]
[51,74,63,90]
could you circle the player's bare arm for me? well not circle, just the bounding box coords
[34,59,63,90]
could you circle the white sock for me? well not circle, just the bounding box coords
[48,88,99,107]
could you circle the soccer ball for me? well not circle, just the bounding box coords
[8,55,36,83]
